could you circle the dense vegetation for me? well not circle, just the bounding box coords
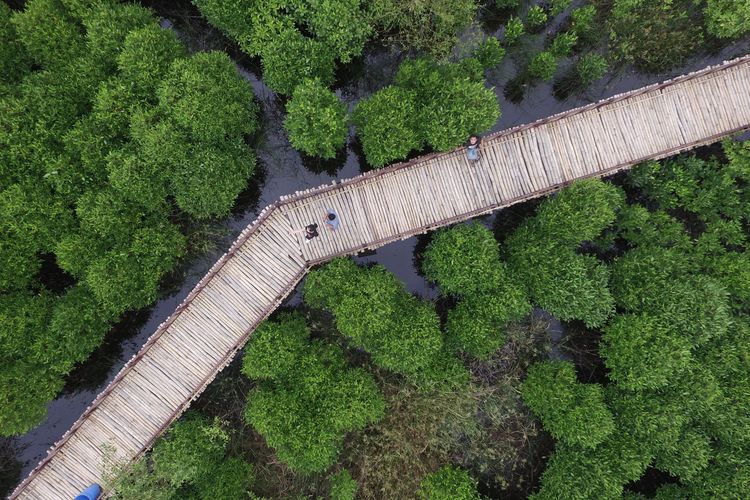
[0,0,258,436]
[109,137,750,499]
[5,0,750,497]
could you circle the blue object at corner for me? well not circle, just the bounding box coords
[74,483,101,500]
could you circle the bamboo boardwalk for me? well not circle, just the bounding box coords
[11,55,750,499]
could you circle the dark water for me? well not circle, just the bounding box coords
[3,1,749,494]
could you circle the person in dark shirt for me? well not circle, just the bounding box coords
[291,223,319,244]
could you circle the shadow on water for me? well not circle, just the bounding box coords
[7,0,750,493]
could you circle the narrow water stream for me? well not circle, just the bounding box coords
[3,1,749,493]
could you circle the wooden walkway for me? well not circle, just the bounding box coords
[11,55,750,499]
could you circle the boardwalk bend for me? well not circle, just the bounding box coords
[11,55,750,499]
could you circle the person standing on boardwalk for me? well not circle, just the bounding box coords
[324,208,339,231]
[466,135,482,163]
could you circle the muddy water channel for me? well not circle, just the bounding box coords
[3,1,750,494]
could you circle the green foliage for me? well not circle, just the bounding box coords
[530,437,648,500]
[110,413,254,499]
[0,0,261,435]
[525,5,548,32]
[528,51,557,81]
[255,28,336,95]
[0,362,65,436]
[194,0,370,94]
[368,0,477,58]
[608,0,702,72]
[244,313,384,473]
[11,0,84,68]
[423,222,506,295]
[157,51,258,144]
[284,78,348,159]
[704,0,750,39]
[570,5,598,47]
[550,0,572,16]
[117,24,186,96]
[445,292,530,359]
[576,52,608,86]
[549,31,578,58]
[505,180,623,327]
[85,223,186,317]
[242,313,308,381]
[387,57,499,153]
[0,3,31,84]
[496,0,519,9]
[304,258,458,381]
[601,313,692,391]
[503,16,525,45]
[473,36,506,69]
[329,470,357,500]
[171,138,257,219]
[628,154,746,223]
[353,86,421,167]
[417,465,481,500]
[522,361,614,448]
[83,2,153,69]
[424,223,530,358]
[194,457,254,499]
[151,415,229,488]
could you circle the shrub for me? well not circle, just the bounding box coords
[368,0,477,58]
[576,52,608,86]
[157,51,258,143]
[496,0,519,9]
[284,78,348,159]
[11,0,84,68]
[244,314,384,473]
[503,16,525,45]
[704,0,750,39]
[353,86,421,167]
[417,465,481,500]
[0,3,31,84]
[151,415,229,488]
[304,258,451,380]
[549,31,578,58]
[522,361,614,448]
[570,5,598,47]
[395,58,500,152]
[82,2,153,69]
[601,313,692,391]
[505,180,623,327]
[473,36,506,69]
[608,0,702,72]
[256,28,336,95]
[445,292,530,359]
[422,222,505,295]
[329,470,357,500]
[117,24,186,95]
[525,5,548,33]
[528,51,557,81]
[550,0,572,16]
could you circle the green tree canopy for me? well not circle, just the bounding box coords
[304,258,452,379]
[11,0,84,68]
[352,86,421,168]
[243,313,384,473]
[505,179,623,327]
[157,51,258,143]
[522,361,614,449]
[284,78,349,159]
